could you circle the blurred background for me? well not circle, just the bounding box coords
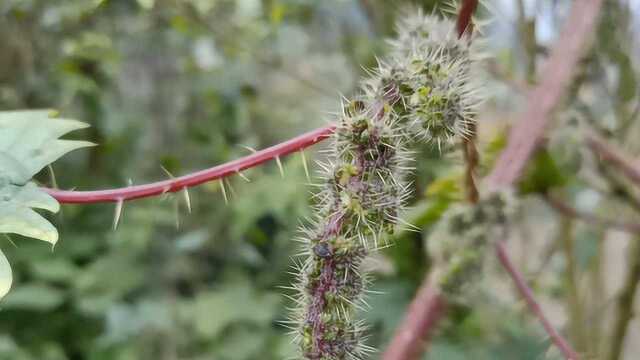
[1,0,639,359]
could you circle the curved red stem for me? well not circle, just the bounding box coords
[381,277,446,360]
[495,241,580,360]
[45,125,334,203]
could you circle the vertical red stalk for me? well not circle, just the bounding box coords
[458,0,480,204]
[456,0,478,37]
[485,0,605,191]
[382,278,446,360]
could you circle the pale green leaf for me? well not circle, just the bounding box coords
[0,109,92,246]
[0,110,93,184]
[179,280,280,339]
[1,182,59,212]
[1,283,65,310]
[0,182,60,245]
[0,248,12,300]
[0,152,31,186]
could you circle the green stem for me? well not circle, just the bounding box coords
[558,217,587,353]
[607,236,640,360]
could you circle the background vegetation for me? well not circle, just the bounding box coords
[0,0,639,359]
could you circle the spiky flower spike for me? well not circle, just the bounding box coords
[428,190,516,301]
[289,11,481,360]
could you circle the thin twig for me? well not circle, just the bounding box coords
[607,236,640,360]
[558,217,588,352]
[462,111,480,203]
[586,133,640,187]
[458,0,480,204]
[495,241,581,360]
[546,194,640,234]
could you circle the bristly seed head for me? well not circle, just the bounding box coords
[289,10,483,360]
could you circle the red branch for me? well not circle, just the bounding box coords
[46,125,334,203]
[455,0,478,37]
[495,241,580,360]
[546,194,640,234]
[485,0,604,192]
[381,278,446,360]
[459,0,481,204]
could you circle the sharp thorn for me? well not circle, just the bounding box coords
[236,170,251,182]
[183,187,192,213]
[219,179,228,205]
[160,165,175,178]
[239,144,258,153]
[300,150,310,182]
[113,199,124,230]
[275,155,285,178]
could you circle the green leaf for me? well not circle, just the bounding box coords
[30,258,80,282]
[179,280,280,339]
[0,110,93,184]
[0,110,91,300]
[0,153,31,187]
[1,283,65,310]
[0,182,60,244]
[0,110,92,243]
[519,149,568,194]
[0,248,12,300]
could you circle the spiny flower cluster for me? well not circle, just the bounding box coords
[384,9,482,148]
[287,12,481,360]
[428,191,516,300]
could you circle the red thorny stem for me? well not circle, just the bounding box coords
[45,125,334,203]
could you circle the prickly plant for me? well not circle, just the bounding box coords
[286,10,482,360]
[428,190,517,300]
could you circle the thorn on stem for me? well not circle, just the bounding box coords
[113,199,124,230]
[183,187,192,213]
[47,165,58,189]
[160,165,175,179]
[219,179,228,205]
[225,178,238,198]
[240,144,258,153]
[300,150,310,182]
[275,155,285,178]
[236,170,251,182]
